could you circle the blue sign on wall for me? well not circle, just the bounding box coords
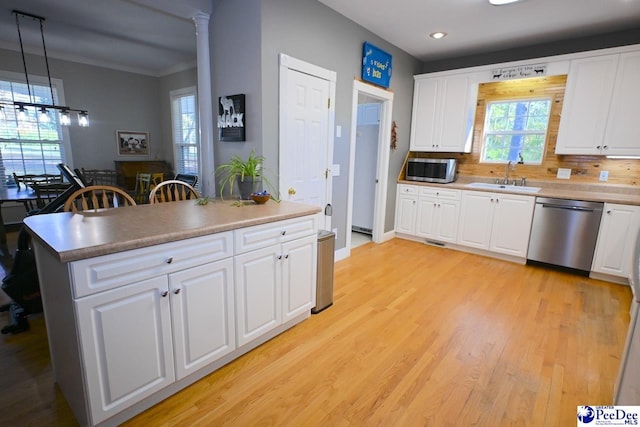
[362,42,392,88]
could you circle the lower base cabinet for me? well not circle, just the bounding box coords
[592,203,640,278]
[36,214,317,426]
[235,233,317,347]
[457,190,535,257]
[76,258,236,425]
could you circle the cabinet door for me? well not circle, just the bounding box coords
[434,199,460,243]
[592,204,640,277]
[410,78,438,151]
[438,74,476,153]
[489,194,535,257]
[415,197,437,238]
[169,258,235,380]
[395,193,418,235]
[282,234,317,322]
[235,246,282,347]
[555,54,618,155]
[603,51,640,156]
[75,276,174,425]
[457,191,493,250]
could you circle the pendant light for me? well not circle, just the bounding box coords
[0,10,90,127]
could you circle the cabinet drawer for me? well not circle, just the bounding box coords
[419,187,460,200]
[398,184,418,195]
[235,215,317,254]
[71,232,233,298]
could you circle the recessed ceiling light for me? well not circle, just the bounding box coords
[429,32,447,40]
[489,0,521,4]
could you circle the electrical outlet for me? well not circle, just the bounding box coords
[599,171,609,182]
[557,168,572,179]
[332,228,338,240]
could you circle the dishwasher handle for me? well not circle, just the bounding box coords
[540,203,596,213]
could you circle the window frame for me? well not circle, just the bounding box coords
[169,86,199,183]
[480,96,552,165]
[0,70,73,186]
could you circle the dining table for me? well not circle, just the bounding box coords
[0,187,37,261]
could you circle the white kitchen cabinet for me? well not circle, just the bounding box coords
[410,73,478,153]
[416,187,461,243]
[556,50,640,156]
[602,51,640,156]
[235,221,317,347]
[169,259,236,380]
[592,203,640,278]
[395,184,418,235]
[555,54,618,155]
[74,258,236,425]
[75,276,176,425]
[457,190,535,257]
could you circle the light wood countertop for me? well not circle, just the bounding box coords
[399,176,640,205]
[23,200,321,263]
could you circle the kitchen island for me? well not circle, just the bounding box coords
[24,199,322,427]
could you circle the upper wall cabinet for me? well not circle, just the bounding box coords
[410,73,479,153]
[556,51,640,155]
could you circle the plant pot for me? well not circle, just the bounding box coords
[237,179,260,200]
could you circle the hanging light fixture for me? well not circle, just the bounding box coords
[1,10,90,127]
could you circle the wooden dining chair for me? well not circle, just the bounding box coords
[64,186,137,212]
[13,173,62,191]
[148,180,200,204]
[133,172,152,204]
[32,182,72,209]
[80,168,118,186]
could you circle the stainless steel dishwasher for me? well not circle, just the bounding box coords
[527,197,603,273]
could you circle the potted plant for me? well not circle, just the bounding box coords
[215,149,277,200]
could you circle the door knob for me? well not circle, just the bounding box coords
[288,187,296,195]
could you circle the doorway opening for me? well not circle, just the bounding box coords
[343,80,394,259]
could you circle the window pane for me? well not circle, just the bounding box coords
[482,98,551,164]
[171,90,199,179]
[0,78,66,187]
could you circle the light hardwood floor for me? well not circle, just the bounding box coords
[0,237,632,426]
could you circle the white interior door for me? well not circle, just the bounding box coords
[279,55,336,230]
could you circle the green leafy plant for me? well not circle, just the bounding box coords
[215,149,279,200]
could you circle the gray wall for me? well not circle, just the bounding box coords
[211,0,421,249]
[0,47,169,170]
[211,0,263,197]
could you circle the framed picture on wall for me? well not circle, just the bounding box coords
[116,130,149,156]
[218,94,246,141]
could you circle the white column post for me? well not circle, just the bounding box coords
[193,12,215,197]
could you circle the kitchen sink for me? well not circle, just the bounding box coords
[465,182,541,193]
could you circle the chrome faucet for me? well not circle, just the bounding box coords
[503,161,513,185]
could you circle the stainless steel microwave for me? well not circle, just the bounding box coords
[405,158,457,183]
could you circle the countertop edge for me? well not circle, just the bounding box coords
[398,178,640,205]
[24,201,322,263]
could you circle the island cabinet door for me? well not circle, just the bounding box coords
[169,258,236,380]
[282,234,317,322]
[75,276,175,426]
[235,245,282,347]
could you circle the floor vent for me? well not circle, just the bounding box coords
[425,240,445,247]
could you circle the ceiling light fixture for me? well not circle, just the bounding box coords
[489,0,521,5]
[429,32,448,40]
[1,10,90,127]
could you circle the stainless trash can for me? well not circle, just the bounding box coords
[312,230,335,314]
